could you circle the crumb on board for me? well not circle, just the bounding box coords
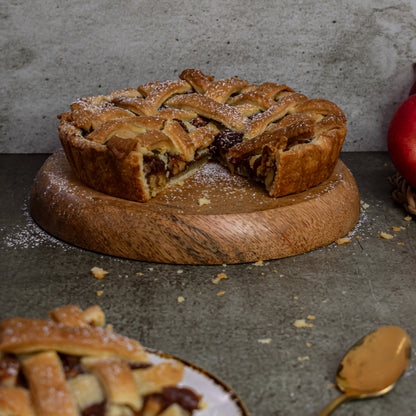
[96,290,103,297]
[297,356,310,362]
[336,237,351,245]
[136,272,143,276]
[91,267,108,279]
[212,273,227,284]
[397,242,405,246]
[307,315,316,321]
[177,296,185,303]
[258,338,272,344]
[293,319,314,328]
[306,342,312,347]
[378,232,394,240]
[217,291,226,297]
[404,215,412,221]
[253,260,264,266]
[198,197,211,206]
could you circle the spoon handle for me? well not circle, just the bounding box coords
[317,393,349,416]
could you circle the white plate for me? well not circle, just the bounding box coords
[146,349,250,416]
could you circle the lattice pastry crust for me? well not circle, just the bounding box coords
[58,69,347,201]
[0,305,202,416]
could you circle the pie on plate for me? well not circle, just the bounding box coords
[0,305,204,416]
[58,69,347,202]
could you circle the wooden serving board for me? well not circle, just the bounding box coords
[30,151,360,264]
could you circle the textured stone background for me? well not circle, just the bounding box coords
[1,0,415,153]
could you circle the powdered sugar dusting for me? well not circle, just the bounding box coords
[2,200,74,251]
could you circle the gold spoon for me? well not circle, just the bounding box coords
[317,326,411,415]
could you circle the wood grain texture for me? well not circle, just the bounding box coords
[30,151,360,264]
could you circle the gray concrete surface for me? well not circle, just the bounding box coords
[1,1,415,153]
[1,152,415,415]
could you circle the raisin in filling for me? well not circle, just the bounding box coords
[190,116,210,128]
[0,354,20,386]
[161,386,201,412]
[209,130,244,159]
[82,401,107,416]
[60,353,85,379]
[143,155,166,176]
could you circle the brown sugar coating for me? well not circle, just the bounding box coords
[0,305,202,416]
[58,69,347,201]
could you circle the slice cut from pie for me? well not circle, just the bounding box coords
[0,305,202,416]
[58,69,347,201]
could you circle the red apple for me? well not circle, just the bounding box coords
[387,94,416,189]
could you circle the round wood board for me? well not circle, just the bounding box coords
[30,151,360,264]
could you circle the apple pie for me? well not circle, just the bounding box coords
[0,305,202,416]
[58,69,347,201]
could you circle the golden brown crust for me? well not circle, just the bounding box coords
[0,317,149,363]
[58,69,347,201]
[22,351,79,416]
[0,305,201,416]
[0,387,35,416]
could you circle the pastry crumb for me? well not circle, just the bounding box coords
[336,237,351,245]
[135,272,143,276]
[297,356,310,362]
[404,215,412,221]
[392,226,402,232]
[253,260,264,266]
[258,338,272,344]
[212,273,227,284]
[307,315,316,321]
[361,201,370,209]
[177,269,184,274]
[177,296,185,303]
[91,267,108,279]
[397,242,405,246]
[96,290,103,297]
[198,197,211,206]
[217,291,226,297]
[378,232,394,240]
[293,319,314,328]
[306,342,312,347]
